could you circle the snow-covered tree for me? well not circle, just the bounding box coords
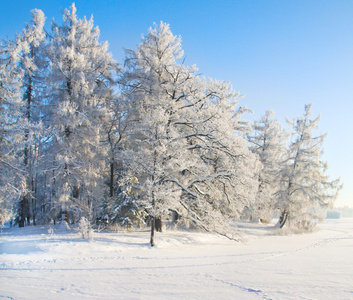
[246,110,287,222]
[0,17,41,225]
[98,103,146,231]
[122,22,260,245]
[0,42,20,224]
[277,104,341,230]
[47,4,118,222]
[14,9,46,227]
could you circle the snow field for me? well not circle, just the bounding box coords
[1,219,352,299]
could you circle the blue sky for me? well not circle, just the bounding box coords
[1,0,352,207]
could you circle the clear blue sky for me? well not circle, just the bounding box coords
[1,0,352,207]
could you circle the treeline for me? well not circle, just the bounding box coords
[0,4,341,245]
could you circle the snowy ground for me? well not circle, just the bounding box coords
[1,219,352,300]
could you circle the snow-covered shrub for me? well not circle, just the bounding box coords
[48,220,54,235]
[99,192,147,229]
[59,220,70,230]
[78,217,93,240]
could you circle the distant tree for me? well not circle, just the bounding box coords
[277,104,341,230]
[247,110,287,222]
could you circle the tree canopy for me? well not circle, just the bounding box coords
[0,4,341,245]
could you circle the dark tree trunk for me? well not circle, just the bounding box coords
[20,70,34,227]
[32,174,37,225]
[150,215,155,247]
[73,185,79,199]
[19,196,28,228]
[155,217,162,232]
[110,162,114,197]
[32,203,36,226]
[172,210,179,225]
[278,210,288,228]
[150,150,158,247]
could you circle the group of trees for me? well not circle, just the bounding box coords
[0,4,341,245]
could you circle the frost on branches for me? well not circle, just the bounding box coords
[47,4,117,222]
[122,22,260,245]
[0,4,342,245]
[0,39,24,225]
[246,111,287,223]
[0,9,46,226]
[78,216,93,240]
[276,104,341,231]
[16,9,46,227]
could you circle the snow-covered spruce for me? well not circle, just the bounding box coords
[47,4,118,223]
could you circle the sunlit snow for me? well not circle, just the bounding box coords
[1,219,352,299]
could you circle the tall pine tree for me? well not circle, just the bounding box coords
[16,9,46,227]
[47,4,118,222]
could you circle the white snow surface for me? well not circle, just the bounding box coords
[1,219,352,300]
